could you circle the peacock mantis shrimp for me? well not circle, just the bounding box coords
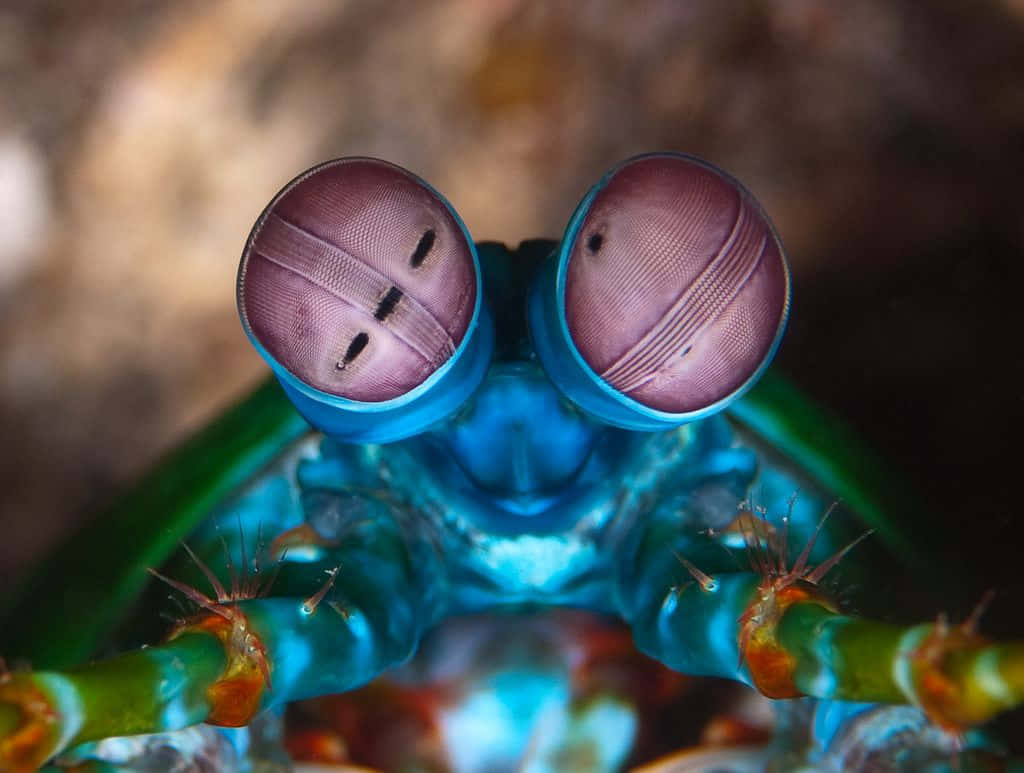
[1,153,1022,771]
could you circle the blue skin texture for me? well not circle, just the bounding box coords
[137,235,975,770]
[211,237,846,731]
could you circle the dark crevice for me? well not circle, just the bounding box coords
[410,229,436,268]
[374,286,403,321]
[337,332,369,368]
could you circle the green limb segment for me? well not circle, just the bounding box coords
[0,633,223,772]
[0,599,390,771]
[0,496,446,772]
[779,603,1024,731]
[623,563,1024,734]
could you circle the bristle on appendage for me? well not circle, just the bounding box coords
[145,534,284,720]
[735,500,873,697]
[735,499,874,591]
[963,589,996,635]
[147,567,232,620]
[148,531,282,620]
[899,589,1010,734]
[671,551,719,594]
[302,566,341,615]
[180,541,228,601]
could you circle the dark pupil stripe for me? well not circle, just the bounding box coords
[374,286,403,321]
[410,229,436,268]
[339,332,369,367]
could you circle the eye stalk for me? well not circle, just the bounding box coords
[529,153,790,430]
[238,158,492,443]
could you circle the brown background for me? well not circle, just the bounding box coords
[1,1,1022,637]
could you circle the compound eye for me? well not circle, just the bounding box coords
[238,158,477,402]
[563,154,789,414]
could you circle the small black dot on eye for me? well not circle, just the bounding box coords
[586,233,604,253]
[410,229,436,268]
[337,332,369,369]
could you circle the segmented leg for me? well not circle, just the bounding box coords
[0,491,446,772]
[617,507,1024,736]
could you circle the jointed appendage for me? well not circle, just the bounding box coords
[4,423,1023,771]
[622,509,1024,735]
[1,489,446,772]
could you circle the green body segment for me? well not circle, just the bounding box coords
[0,380,308,668]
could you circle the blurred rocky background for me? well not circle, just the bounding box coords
[0,0,1022,629]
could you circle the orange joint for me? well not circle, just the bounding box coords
[0,675,64,773]
[739,582,835,699]
[172,608,271,727]
[907,620,991,733]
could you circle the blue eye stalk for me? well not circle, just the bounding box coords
[238,153,790,442]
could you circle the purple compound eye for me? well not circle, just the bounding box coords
[562,154,789,415]
[238,158,477,403]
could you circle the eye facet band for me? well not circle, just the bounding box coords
[529,153,790,430]
[238,158,492,443]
